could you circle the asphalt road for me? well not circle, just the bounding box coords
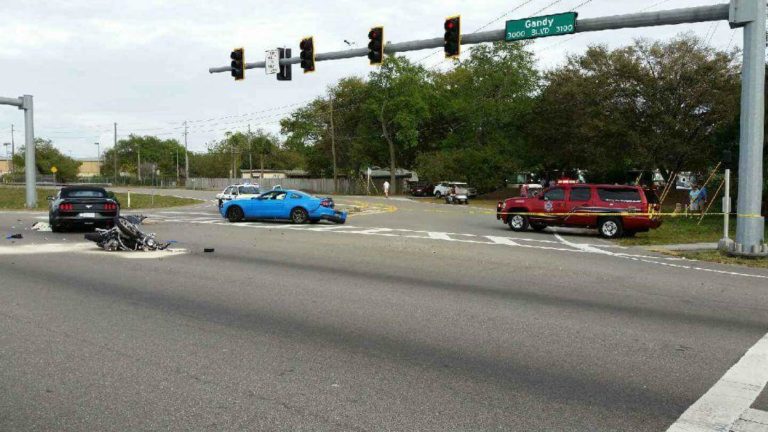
[1,191,767,431]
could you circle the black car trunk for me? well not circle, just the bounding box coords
[60,198,117,216]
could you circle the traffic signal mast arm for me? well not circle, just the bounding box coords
[209,3,729,74]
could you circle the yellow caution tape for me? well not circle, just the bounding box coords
[493,210,764,218]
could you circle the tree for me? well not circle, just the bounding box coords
[417,41,538,191]
[365,56,434,193]
[527,34,740,183]
[102,135,186,179]
[13,138,81,182]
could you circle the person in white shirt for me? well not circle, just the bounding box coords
[383,180,390,198]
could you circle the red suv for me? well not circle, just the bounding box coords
[497,184,662,238]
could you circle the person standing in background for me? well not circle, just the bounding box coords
[383,180,390,198]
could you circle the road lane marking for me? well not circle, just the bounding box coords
[554,233,768,280]
[427,232,453,241]
[731,408,768,432]
[142,214,768,280]
[0,242,187,259]
[667,332,768,432]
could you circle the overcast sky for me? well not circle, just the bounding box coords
[0,0,742,159]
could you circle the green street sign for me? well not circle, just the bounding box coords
[505,12,577,42]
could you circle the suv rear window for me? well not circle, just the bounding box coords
[597,188,642,202]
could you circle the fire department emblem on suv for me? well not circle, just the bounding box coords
[544,201,554,212]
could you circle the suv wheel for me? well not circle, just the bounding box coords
[435,191,442,199]
[599,217,623,239]
[508,214,529,232]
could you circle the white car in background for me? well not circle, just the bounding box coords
[433,181,477,198]
[216,184,261,208]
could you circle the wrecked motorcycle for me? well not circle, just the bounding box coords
[84,215,170,251]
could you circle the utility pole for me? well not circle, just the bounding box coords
[231,136,236,180]
[260,141,265,182]
[94,142,100,175]
[183,121,189,181]
[176,147,179,184]
[10,124,14,174]
[137,146,142,182]
[329,98,338,194]
[113,123,118,183]
[248,124,253,177]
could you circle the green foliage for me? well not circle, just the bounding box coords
[278,41,538,192]
[13,138,82,182]
[102,135,185,178]
[526,34,740,183]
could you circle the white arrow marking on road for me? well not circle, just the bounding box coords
[427,232,453,241]
[667,332,768,432]
[484,236,521,246]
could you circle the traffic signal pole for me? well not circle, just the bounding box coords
[0,94,35,208]
[731,0,766,256]
[208,1,767,256]
[209,4,731,73]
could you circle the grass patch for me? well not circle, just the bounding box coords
[664,249,768,269]
[0,186,200,210]
[619,215,738,246]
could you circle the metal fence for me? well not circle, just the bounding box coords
[187,177,369,195]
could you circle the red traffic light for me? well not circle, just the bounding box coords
[300,37,315,73]
[367,26,384,65]
[444,16,460,58]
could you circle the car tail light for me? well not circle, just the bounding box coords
[59,203,73,211]
[103,203,118,211]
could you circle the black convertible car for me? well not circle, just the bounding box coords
[48,186,119,232]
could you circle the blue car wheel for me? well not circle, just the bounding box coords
[290,207,309,224]
[227,206,244,223]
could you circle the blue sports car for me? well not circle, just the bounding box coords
[219,189,347,224]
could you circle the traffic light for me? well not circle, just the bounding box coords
[230,48,244,81]
[444,16,461,58]
[300,37,315,73]
[277,48,292,81]
[368,26,384,65]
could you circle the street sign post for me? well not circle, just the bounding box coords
[505,12,577,42]
[265,49,279,75]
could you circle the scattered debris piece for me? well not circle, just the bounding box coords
[204,248,215,253]
[6,234,23,240]
[31,222,52,232]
